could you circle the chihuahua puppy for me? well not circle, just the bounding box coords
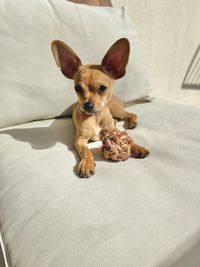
[51,38,149,178]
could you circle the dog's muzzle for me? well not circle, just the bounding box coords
[84,101,94,113]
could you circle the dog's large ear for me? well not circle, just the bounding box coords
[101,38,130,79]
[51,40,82,79]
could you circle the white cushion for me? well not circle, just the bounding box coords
[0,0,151,128]
[0,99,200,266]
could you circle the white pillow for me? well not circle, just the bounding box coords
[0,0,151,128]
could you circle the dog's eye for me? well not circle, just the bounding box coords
[98,85,107,93]
[75,85,82,93]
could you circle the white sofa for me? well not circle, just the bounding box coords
[1,99,200,267]
[1,1,200,267]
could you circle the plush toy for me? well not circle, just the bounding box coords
[100,129,133,161]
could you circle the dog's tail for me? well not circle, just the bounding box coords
[124,96,153,107]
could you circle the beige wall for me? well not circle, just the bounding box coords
[113,0,200,107]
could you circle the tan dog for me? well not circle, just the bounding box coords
[51,38,149,178]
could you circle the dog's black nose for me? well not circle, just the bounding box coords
[84,102,94,113]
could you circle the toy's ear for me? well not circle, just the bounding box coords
[51,40,82,79]
[101,38,130,79]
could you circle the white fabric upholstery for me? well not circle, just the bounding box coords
[0,0,151,128]
[0,99,200,267]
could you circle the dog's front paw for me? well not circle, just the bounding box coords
[128,120,137,129]
[78,159,96,178]
[127,114,137,129]
[131,144,150,159]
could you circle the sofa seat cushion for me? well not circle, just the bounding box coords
[0,98,200,267]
